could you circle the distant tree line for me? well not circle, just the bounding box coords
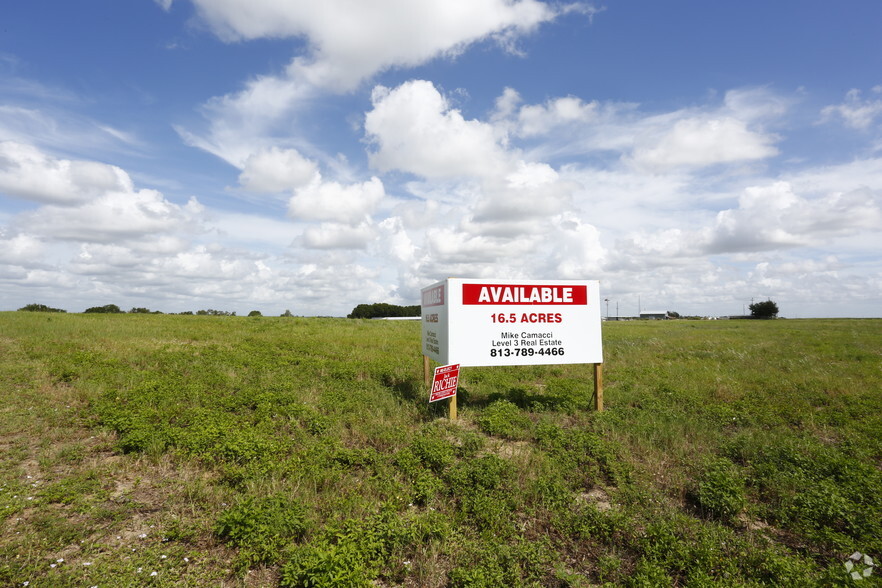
[16,302,251,316]
[347,303,420,319]
[84,304,124,313]
[18,303,67,313]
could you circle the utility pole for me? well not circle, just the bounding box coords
[604,298,609,320]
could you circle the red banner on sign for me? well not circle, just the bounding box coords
[430,364,460,403]
[462,284,587,305]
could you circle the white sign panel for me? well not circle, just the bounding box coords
[421,278,602,367]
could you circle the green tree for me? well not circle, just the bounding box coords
[196,309,236,316]
[84,304,123,314]
[248,310,263,317]
[18,303,66,313]
[347,303,420,319]
[749,299,779,319]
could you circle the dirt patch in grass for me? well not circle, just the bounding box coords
[0,393,251,586]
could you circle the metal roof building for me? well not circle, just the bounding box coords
[639,310,670,320]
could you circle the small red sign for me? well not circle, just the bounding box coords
[430,364,460,403]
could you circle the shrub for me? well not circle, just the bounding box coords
[84,304,123,313]
[17,303,66,313]
[347,303,420,319]
[689,457,746,522]
[280,511,422,588]
[477,399,532,439]
[248,310,262,317]
[215,495,309,567]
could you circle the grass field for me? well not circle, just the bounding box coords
[1,313,880,586]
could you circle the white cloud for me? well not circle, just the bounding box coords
[299,222,374,250]
[425,227,528,265]
[722,87,792,122]
[0,141,134,204]
[239,147,319,193]
[490,87,788,171]
[631,116,779,170]
[21,191,203,243]
[188,0,556,90]
[177,0,570,167]
[471,161,577,225]
[0,233,43,264]
[212,212,300,249]
[611,228,701,271]
[176,73,316,168]
[288,176,385,224]
[288,261,388,310]
[365,80,510,179]
[0,145,207,248]
[613,180,882,261]
[546,212,605,278]
[160,245,256,280]
[705,181,882,254]
[783,158,882,196]
[515,94,601,137]
[821,87,882,130]
[375,216,418,265]
[0,101,142,158]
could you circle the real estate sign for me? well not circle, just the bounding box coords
[421,278,602,367]
[429,364,460,403]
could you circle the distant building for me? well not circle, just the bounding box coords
[371,316,421,320]
[639,310,671,320]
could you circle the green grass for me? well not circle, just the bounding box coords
[1,313,880,586]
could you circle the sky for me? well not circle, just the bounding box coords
[1,1,881,318]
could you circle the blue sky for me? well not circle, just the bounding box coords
[1,0,881,317]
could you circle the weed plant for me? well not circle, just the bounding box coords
[0,312,880,586]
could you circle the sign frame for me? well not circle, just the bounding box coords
[421,278,603,368]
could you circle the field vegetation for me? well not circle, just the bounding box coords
[0,313,880,586]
